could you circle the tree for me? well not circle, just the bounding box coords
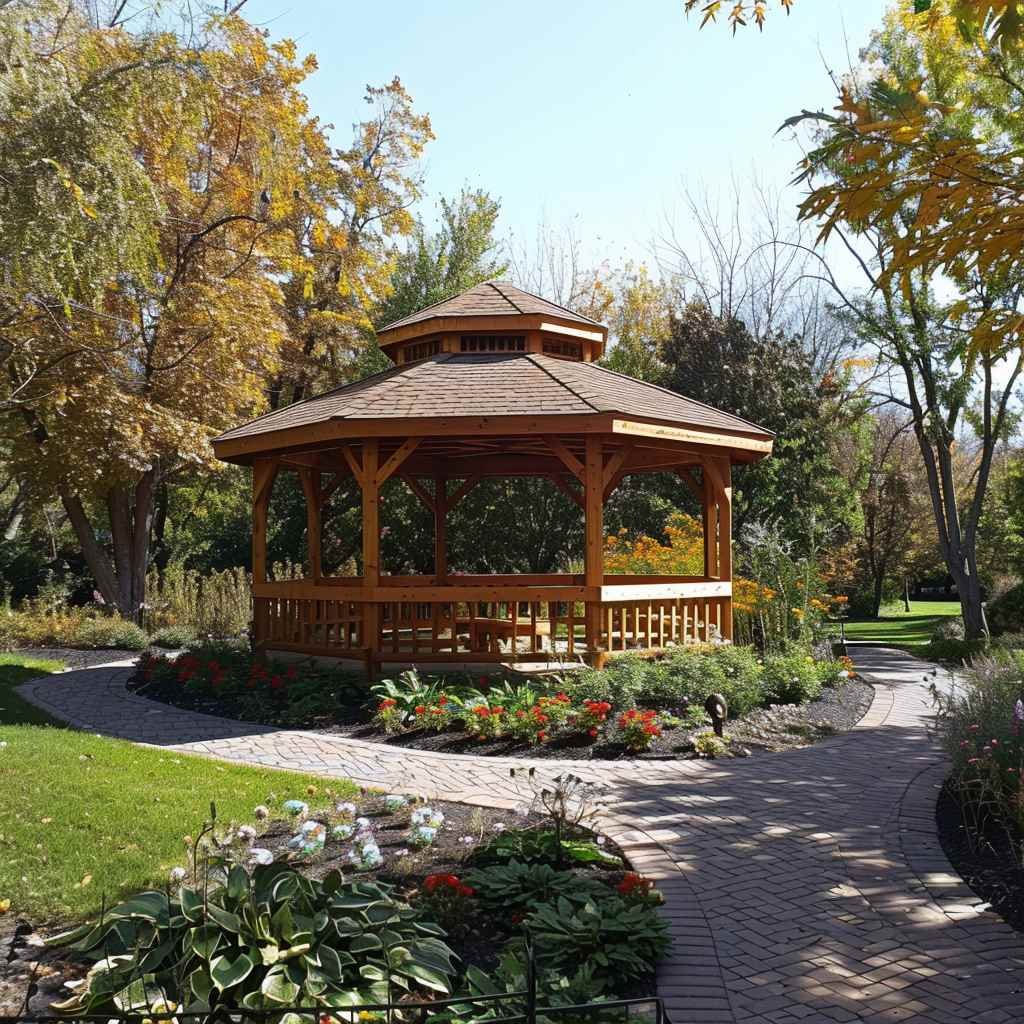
[270,77,434,406]
[599,265,673,381]
[787,2,1024,635]
[375,189,507,328]
[661,302,863,543]
[854,415,929,614]
[684,1,1024,44]
[2,6,431,619]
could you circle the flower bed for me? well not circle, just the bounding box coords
[8,779,670,1017]
[932,652,1024,933]
[132,643,871,760]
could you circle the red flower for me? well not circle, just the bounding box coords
[415,705,427,715]
[379,698,397,709]
[589,728,598,738]
[424,873,463,893]
[270,676,284,691]
[537,731,547,742]
[617,872,654,898]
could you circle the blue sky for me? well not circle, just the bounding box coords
[243,0,890,271]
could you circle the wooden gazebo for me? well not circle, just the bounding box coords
[212,281,773,672]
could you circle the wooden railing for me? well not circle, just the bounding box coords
[252,577,731,666]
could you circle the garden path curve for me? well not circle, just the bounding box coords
[18,647,1024,1024]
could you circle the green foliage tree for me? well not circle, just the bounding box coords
[660,302,861,543]
[1,5,432,620]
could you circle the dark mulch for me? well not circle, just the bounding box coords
[13,647,143,670]
[935,781,1024,934]
[136,671,875,761]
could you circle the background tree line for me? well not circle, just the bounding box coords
[5,0,1024,642]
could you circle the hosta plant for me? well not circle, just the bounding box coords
[464,861,606,913]
[46,864,458,1015]
[523,892,670,989]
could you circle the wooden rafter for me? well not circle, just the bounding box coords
[544,436,585,481]
[602,443,632,490]
[340,445,364,486]
[376,437,422,486]
[447,474,482,510]
[401,473,435,513]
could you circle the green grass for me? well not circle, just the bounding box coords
[0,655,357,922]
[841,599,962,652]
[0,652,66,724]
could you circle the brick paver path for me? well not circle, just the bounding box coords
[18,647,1024,1023]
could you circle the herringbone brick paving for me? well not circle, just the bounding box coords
[17,646,1024,1023]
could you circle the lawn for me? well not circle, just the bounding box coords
[841,600,962,652]
[0,655,357,922]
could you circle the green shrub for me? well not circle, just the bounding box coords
[923,637,988,664]
[987,583,1024,636]
[48,865,458,1014]
[567,646,767,716]
[692,729,729,758]
[465,861,606,912]
[73,615,149,650]
[935,653,1024,841]
[523,892,670,989]
[150,624,198,649]
[761,649,822,705]
[468,828,622,870]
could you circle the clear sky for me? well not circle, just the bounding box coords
[242,0,891,271]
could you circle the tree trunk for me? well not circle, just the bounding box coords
[872,573,885,619]
[59,485,119,607]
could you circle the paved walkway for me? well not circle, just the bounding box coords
[17,647,1024,1024]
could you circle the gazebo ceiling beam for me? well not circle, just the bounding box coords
[544,436,586,482]
[400,473,436,513]
[376,437,422,487]
[447,474,482,510]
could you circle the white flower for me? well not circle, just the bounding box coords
[335,801,357,818]
[169,866,188,883]
[394,848,410,857]
[237,825,257,842]
[355,816,373,832]
[409,825,437,847]
[596,836,606,846]
[458,835,476,845]
[410,807,444,828]
[332,823,355,841]
[249,847,273,866]
[384,794,409,812]
[492,822,506,832]
[0,741,8,750]
[253,805,269,820]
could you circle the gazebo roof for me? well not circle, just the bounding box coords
[378,280,602,335]
[213,352,774,461]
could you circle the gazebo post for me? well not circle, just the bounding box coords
[252,459,278,585]
[361,440,380,675]
[251,458,277,651]
[584,437,607,667]
[717,459,733,641]
[702,465,719,580]
[299,467,322,583]
[434,474,447,582]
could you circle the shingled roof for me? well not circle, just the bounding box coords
[215,353,773,445]
[378,281,603,334]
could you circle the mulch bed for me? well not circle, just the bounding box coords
[1,795,640,1015]
[935,781,1024,934]
[14,647,144,670]
[135,669,876,761]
